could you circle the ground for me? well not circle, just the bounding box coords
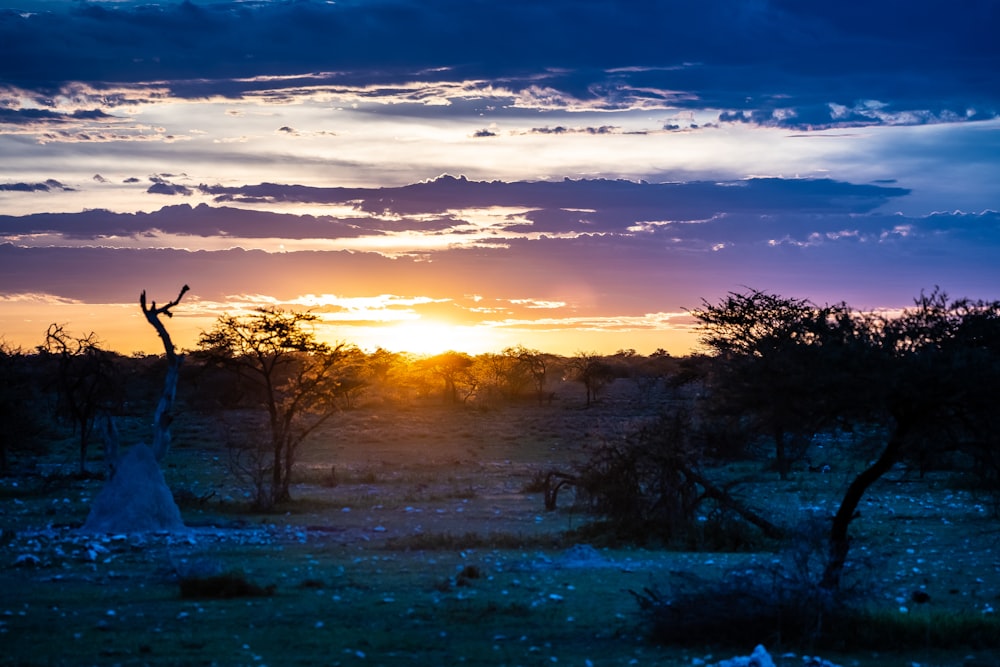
[1,381,998,666]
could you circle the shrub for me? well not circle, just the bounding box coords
[569,409,781,548]
[178,571,275,599]
[631,516,887,650]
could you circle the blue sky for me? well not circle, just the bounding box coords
[1,0,998,355]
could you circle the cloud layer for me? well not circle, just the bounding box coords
[0,1,997,354]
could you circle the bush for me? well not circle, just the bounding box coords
[569,409,780,548]
[630,516,896,650]
[178,571,275,599]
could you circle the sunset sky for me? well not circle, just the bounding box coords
[1,1,998,356]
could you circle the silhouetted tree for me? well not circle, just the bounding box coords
[507,345,553,405]
[417,351,474,404]
[362,347,407,402]
[566,351,619,407]
[41,324,123,475]
[693,287,1000,591]
[820,290,1000,589]
[198,307,355,509]
[0,342,47,474]
[139,285,190,464]
[691,289,859,479]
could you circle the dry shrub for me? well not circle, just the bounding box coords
[570,409,773,549]
[632,516,875,649]
[178,571,275,599]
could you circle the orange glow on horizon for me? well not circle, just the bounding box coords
[0,298,700,358]
[338,319,509,356]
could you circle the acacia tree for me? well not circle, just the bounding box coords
[693,288,1000,591]
[0,342,46,475]
[416,351,474,404]
[566,351,619,407]
[198,307,354,509]
[691,289,859,479]
[819,290,1000,589]
[507,345,553,405]
[41,324,122,475]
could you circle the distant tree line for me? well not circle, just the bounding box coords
[0,311,677,504]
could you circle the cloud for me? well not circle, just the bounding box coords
[525,126,620,135]
[147,177,194,197]
[1,1,995,130]
[0,176,917,247]
[201,175,910,224]
[0,106,117,125]
[0,179,73,192]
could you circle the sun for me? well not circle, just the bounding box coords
[364,319,503,356]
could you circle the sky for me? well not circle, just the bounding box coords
[1,1,998,357]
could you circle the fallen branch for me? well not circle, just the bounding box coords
[543,471,578,511]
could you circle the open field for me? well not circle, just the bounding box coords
[1,381,998,666]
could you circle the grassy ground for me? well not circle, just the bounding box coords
[1,381,998,666]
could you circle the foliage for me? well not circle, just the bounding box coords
[197,307,358,510]
[690,289,868,478]
[570,409,782,547]
[565,351,622,407]
[40,324,124,474]
[413,351,475,404]
[0,342,48,474]
[691,287,1000,591]
[506,345,555,405]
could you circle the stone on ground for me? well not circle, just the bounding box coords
[711,645,775,667]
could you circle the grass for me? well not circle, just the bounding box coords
[832,608,1000,651]
[383,530,567,551]
[2,384,999,666]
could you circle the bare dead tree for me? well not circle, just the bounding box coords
[140,284,190,463]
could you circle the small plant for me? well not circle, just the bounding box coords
[178,570,275,599]
[455,564,482,586]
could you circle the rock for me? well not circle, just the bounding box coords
[711,645,775,667]
[80,444,187,534]
[13,553,42,568]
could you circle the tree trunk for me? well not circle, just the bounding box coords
[819,425,907,591]
[683,466,786,540]
[271,437,284,507]
[141,285,188,462]
[774,426,789,480]
[281,435,295,502]
[79,429,89,475]
[100,413,120,479]
[150,360,180,461]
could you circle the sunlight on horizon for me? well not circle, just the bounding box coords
[340,319,509,356]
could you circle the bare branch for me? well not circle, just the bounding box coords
[140,285,190,461]
[141,284,190,362]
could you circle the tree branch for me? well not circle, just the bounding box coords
[141,284,189,364]
[141,285,190,461]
